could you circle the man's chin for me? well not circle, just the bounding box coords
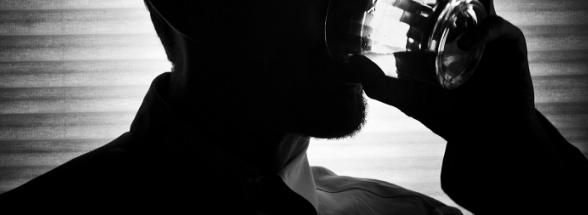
[306,108,366,139]
[286,91,367,139]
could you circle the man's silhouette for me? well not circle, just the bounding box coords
[1,0,587,214]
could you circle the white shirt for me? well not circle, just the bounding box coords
[279,143,462,215]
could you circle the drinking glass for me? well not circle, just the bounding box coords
[325,0,487,89]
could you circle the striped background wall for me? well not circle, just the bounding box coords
[0,0,587,213]
[0,0,169,193]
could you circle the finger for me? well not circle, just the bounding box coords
[394,51,438,85]
[350,53,443,109]
[458,16,524,51]
[348,54,425,111]
[478,0,496,16]
[349,53,420,110]
[352,55,457,139]
[349,55,453,122]
[348,55,388,99]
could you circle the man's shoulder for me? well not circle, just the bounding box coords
[0,133,137,197]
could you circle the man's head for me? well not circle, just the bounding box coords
[144,0,367,138]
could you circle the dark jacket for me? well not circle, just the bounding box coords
[0,73,316,214]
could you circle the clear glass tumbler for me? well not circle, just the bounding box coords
[325,0,487,89]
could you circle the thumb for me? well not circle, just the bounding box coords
[349,55,458,139]
[349,53,447,112]
[349,55,448,118]
[348,55,388,99]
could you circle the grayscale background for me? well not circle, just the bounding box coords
[0,1,587,214]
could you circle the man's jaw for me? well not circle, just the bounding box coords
[283,90,367,139]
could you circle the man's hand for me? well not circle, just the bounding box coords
[351,10,588,213]
[351,15,532,141]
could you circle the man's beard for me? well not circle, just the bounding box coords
[218,56,367,139]
[282,86,367,139]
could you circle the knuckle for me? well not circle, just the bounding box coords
[497,16,524,38]
[511,24,525,39]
